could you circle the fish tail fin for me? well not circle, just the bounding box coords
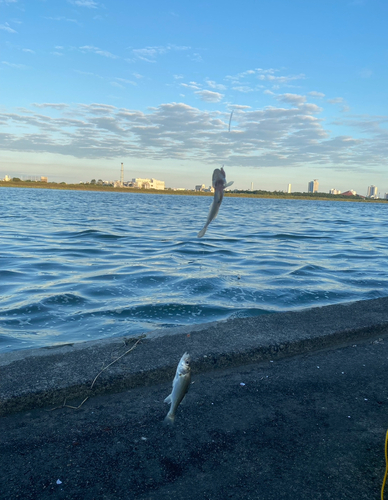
[197,226,208,238]
[164,394,172,404]
[224,181,234,188]
[163,412,175,426]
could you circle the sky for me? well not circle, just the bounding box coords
[1,0,388,194]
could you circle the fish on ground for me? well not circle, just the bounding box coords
[197,167,234,238]
[164,352,191,425]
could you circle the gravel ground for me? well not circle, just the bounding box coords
[2,334,388,499]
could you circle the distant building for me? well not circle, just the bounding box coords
[367,185,378,198]
[195,184,206,192]
[342,189,357,196]
[120,163,124,185]
[132,178,165,190]
[3,175,11,182]
[40,176,48,183]
[287,184,291,194]
[308,179,319,193]
[330,188,341,195]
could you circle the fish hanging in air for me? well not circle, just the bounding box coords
[197,167,234,238]
[164,352,191,425]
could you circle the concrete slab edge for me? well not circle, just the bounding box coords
[1,297,388,417]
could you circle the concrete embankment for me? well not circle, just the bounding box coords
[2,297,388,417]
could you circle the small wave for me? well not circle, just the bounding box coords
[275,233,328,240]
[40,293,88,306]
[68,229,126,241]
[0,270,24,279]
[2,191,388,353]
[290,264,327,276]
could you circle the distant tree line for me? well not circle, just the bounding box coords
[235,189,367,200]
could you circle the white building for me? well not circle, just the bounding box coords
[330,188,341,195]
[132,178,165,190]
[367,185,378,198]
[287,184,291,193]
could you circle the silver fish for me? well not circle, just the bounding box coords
[164,352,191,425]
[197,167,234,238]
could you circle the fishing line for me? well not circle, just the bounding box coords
[228,110,234,132]
[381,429,388,499]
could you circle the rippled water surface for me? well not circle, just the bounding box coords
[1,187,387,352]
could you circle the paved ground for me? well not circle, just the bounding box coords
[2,334,388,499]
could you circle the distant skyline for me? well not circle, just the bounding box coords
[1,0,388,195]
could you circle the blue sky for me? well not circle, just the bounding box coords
[1,0,387,194]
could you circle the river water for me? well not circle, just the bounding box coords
[1,187,387,352]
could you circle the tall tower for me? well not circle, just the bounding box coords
[308,179,319,193]
[367,185,377,198]
[120,163,124,185]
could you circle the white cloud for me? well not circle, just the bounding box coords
[112,77,136,87]
[191,53,202,62]
[68,0,99,7]
[277,93,307,106]
[327,97,344,104]
[22,48,35,54]
[232,86,254,93]
[45,16,81,25]
[309,91,325,98]
[226,69,256,82]
[181,82,201,90]
[299,103,323,114]
[2,61,27,69]
[195,90,223,102]
[0,86,384,191]
[133,47,162,62]
[132,45,190,63]
[205,79,226,91]
[32,103,69,110]
[2,100,386,172]
[226,68,304,88]
[261,73,305,85]
[0,23,17,33]
[327,97,349,112]
[79,45,118,59]
[229,105,251,110]
[74,70,101,78]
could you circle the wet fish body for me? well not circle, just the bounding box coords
[197,167,233,238]
[164,352,191,425]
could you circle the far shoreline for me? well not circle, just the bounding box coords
[1,180,387,203]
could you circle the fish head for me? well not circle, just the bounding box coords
[212,168,226,189]
[177,352,191,375]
